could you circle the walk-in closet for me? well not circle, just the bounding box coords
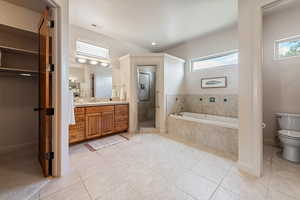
[0,24,39,153]
[0,0,53,199]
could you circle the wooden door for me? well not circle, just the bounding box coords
[86,113,102,139]
[38,9,53,177]
[102,111,114,135]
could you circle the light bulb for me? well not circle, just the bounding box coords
[89,60,98,65]
[101,62,109,67]
[77,58,87,64]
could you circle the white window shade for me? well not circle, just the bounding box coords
[76,41,109,59]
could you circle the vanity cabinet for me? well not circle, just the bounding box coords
[69,104,129,144]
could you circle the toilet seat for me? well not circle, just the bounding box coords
[278,130,300,139]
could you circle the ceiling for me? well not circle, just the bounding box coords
[263,0,300,15]
[2,0,47,13]
[70,0,238,51]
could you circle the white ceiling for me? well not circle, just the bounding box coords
[263,0,300,15]
[70,0,238,51]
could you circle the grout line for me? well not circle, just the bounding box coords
[208,165,234,200]
[79,174,93,200]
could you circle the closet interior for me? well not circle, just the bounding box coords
[0,24,39,153]
[0,22,48,199]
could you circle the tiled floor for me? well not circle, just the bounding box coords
[139,120,155,128]
[9,133,300,200]
[0,145,49,200]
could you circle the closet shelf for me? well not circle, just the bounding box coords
[0,67,38,74]
[0,45,38,55]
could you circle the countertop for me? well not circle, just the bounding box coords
[74,101,129,107]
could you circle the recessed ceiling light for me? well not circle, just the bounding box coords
[101,62,109,67]
[19,73,32,77]
[77,58,87,64]
[89,60,98,65]
[151,42,157,46]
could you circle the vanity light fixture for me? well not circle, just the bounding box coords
[77,58,87,64]
[100,62,109,67]
[89,60,98,65]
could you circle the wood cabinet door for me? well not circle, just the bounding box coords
[86,113,102,139]
[38,9,52,177]
[102,111,114,135]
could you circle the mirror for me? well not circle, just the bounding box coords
[69,65,113,100]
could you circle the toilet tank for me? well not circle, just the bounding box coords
[277,113,300,131]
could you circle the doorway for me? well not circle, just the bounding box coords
[262,0,300,153]
[137,66,156,129]
[0,1,56,199]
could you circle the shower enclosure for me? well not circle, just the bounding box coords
[137,66,156,129]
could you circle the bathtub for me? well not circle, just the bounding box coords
[167,112,239,158]
[170,112,238,129]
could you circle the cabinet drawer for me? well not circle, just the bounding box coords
[69,129,85,143]
[69,121,85,143]
[75,114,85,122]
[75,107,85,115]
[115,104,129,111]
[115,120,128,132]
[115,110,128,121]
[69,121,85,131]
[86,106,114,114]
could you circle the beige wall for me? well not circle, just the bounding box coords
[165,2,300,147]
[69,25,149,88]
[0,76,39,153]
[165,26,239,95]
[164,55,185,95]
[0,0,40,33]
[262,3,300,145]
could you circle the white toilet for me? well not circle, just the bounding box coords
[277,113,300,163]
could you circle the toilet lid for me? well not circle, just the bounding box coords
[279,130,300,138]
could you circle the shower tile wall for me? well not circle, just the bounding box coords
[167,94,238,117]
[166,95,185,115]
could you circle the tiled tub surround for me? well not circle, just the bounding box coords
[167,114,238,158]
[167,94,238,118]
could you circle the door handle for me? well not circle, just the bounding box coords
[262,123,266,129]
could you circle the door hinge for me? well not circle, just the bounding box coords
[46,108,54,116]
[48,64,54,72]
[44,152,54,160]
[33,107,42,111]
[48,20,55,28]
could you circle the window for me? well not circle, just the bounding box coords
[275,36,300,59]
[191,50,238,71]
[76,41,109,59]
